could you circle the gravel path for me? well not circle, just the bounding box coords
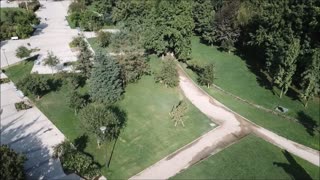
[130,65,320,180]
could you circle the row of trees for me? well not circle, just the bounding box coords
[90,0,318,106]
[192,0,320,106]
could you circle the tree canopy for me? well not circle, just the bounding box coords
[0,8,39,40]
[78,104,125,141]
[89,52,123,104]
[0,145,26,180]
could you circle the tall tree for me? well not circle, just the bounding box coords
[198,63,215,88]
[144,0,194,60]
[273,37,300,98]
[300,49,320,107]
[76,39,93,79]
[200,0,241,52]
[192,0,215,35]
[78,104,124,147]
[89,52,123,104]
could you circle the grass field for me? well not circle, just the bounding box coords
[190,37,319,122]
[87,37,109,54]
[185,37,320,150]
[173,135,320,179]
[5,58,214,179]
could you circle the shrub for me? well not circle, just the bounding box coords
[16,74,62,99]
[0,145,26,180]
[14,101,32,111]
[16,46,32,59]
[0,9,39,40]
[18,0,41,12]
[0,78,10,84]
[53,141,100,179]
[69,36,85,48]
[97,31,111,47]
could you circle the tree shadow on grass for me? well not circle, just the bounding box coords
[234,45,302,101]
[73,134,88,152]
[234,46,275,94]
[297,111,319,136]
[273,150,312,180]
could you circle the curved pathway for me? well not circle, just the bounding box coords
[130,65,320,180]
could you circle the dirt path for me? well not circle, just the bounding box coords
[130,66,319,180]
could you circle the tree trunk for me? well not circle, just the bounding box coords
[304,98,309,108]
[25,1,29,11]
[97,139,100,149]
[279,87,283,98]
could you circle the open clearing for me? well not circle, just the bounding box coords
[173,135,320,180]
[5,58,213,179]
[183,37,320,150]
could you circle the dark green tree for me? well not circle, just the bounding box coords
[89,52,123,104]
[192,0,215,35]
[273,37,300,98]
[300,49,320,107]
[0,145,26,180]
[16,74,51,99]
[76,39,93,79]
[144,0,194,60]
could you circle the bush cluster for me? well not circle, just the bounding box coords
[14,101,32,111]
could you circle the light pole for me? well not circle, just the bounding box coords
[99,126,108,169]
[2,48,10,68]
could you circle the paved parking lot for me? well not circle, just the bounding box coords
[0,0,78,73]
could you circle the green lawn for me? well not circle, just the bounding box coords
[190,37,319,122]
[5,59,214,179]
[173,135,320,180]
[4,59,34,83]
[87,37,109,54]
[186,37,320,149]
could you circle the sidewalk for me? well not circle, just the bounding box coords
[1,73,66,179]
